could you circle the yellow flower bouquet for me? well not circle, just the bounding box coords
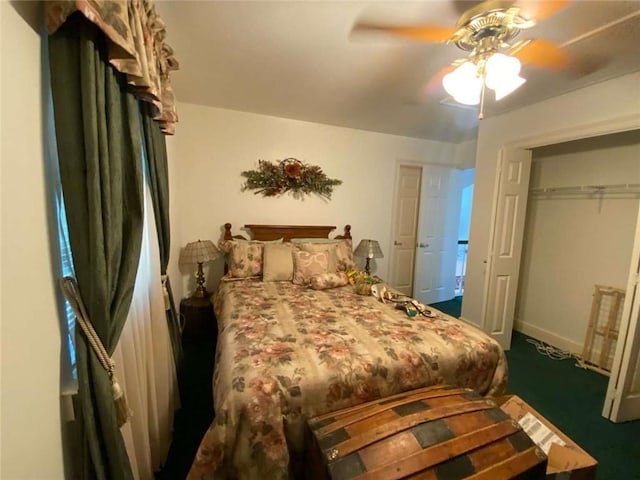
[346,269,379,295]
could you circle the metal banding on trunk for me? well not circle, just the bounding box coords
[305,385,548,480]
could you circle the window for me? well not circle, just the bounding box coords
[56,190,77,391]
[47,83,77,394]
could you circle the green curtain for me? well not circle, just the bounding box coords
[48,13,144,480]
[140,102,183,365]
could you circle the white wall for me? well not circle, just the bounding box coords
[463,72,640,336]
[170,103,460,295]
[453,139,478,169]
[1,2,65,478]
[516,132,640,353]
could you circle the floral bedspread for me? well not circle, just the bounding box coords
[187,279,508,479]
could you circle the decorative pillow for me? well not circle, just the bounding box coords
[335,239,357,271]
[218,238,239,254]
[226,240,264,278]
[218,237,283,254]
[290,238,339,244]
[292,250,329,285]
[296,243,339,273]
[218,238,283,278]
[263,243,294,282]
[309,272,349,290]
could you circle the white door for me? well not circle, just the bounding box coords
[414,166,461,305]
[482,147,532,349]
[390,165,422,296]
[603,206,640,422]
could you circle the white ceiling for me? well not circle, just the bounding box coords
[156,1,640,143]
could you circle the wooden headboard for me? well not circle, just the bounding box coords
[223,223,352,242]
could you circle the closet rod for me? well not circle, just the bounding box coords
[529,183,640,195]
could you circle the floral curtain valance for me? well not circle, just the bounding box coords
[46,0,179,134]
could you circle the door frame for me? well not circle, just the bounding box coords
[482,114,640,331]
[481,113,640,419]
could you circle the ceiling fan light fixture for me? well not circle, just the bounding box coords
[485,53,526,101]
[443,62,482,105]
[443,52,527,113]
[493,75,526,100]
[485,53,522,81]
[453,88,481,106]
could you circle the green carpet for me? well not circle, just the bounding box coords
[156,337,215,480]
[430,295,463,318]
[505,331,640,480]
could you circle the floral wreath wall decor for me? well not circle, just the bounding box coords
[240,158,342,199]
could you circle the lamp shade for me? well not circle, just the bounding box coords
[179,240,220,265]
[354,239,384,259]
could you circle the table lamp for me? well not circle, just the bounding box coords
[354,239,383,275]
[179,240,220,298]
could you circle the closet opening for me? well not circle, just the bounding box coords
[514,129,640,418]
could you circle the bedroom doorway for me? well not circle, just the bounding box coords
[390,163,465,304]
[413,164,459,305]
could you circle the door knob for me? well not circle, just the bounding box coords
[394,240,402,246]
[419,243,429,248]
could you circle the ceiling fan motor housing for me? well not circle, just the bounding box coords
[454,10,525,55]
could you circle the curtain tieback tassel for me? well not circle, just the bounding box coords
[111,375,131,427]
[60,276,131,427]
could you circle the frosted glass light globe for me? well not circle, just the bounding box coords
[485,53,521,81]
[485,53,525,100]
[443,62,482,105]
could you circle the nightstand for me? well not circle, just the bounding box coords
[177,295,216,427]
[180,295,217,344]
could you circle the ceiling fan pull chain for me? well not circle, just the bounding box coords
[479,74,487,120]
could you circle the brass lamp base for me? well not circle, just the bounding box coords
[193,285,209,298]
[193,262,209,298]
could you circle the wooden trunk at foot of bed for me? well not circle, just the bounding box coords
[304,384,547,480]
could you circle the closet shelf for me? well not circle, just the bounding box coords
[529,183,640,197]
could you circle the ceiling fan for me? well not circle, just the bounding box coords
[353,0,572,118]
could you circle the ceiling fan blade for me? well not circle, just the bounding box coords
[352,23,458,43]
[417,64,457,102]
[430,63,456,91]
[511,39,569,70]
[514,0,571,22]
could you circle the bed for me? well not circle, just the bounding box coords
[187,224,508,479]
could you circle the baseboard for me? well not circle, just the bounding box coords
[458,316,481,328]
[513,319,583,355]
